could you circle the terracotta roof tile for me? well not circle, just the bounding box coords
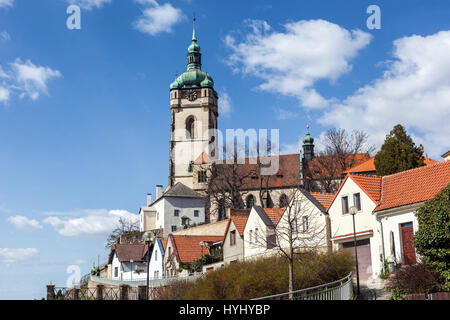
[263,208,285,226]
[230,215,249,236]
[310,192,335,209]
[171,235,223,263]
[349,174,382,204]
[374,161,450,212]
[344,156,439,174]
[194,152,211,164]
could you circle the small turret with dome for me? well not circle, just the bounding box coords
[170,18,216,90]
[302,125,315,161]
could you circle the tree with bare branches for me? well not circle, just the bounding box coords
[249,188,328,297]
[309,128,375,193]
[106,217,140,249]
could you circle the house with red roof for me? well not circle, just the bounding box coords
[373,161,450,271]
[163,234,223,277]
[243,189,333,260]
[328,161,450,281]
[222,209,251,264]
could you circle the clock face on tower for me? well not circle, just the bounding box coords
[185,90,197,101]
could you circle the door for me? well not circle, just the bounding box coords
[342,239,373,280]
[400,222,416,265]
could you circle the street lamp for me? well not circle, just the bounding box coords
[130,259,134,281]
[350,206,360,297]
[144,232,153,300]
[199,241,204,275]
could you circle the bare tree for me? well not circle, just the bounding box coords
[250,188,328,297]
[309,128,375,193]
[205,142,257,221]
[106,217,140,249]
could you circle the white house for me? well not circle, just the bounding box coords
[328,160,450,281]
[373,161,450,269]
[140,182,206,238]
[148,238,167,279]
[243,189,333,260]
[327,174,382,280]
[223,209,250,264]
[108,244,149,281]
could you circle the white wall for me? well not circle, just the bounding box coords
[376,205,420,266]
[154,197,205,238]
[148,241,164,279]
[110,253,147,281]
[328,177,381,279]
[243,208,275,259]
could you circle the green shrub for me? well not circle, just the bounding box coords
[155,250,353,300]
[387,263,441,295]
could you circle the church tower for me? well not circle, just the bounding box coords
[168,18,219,188]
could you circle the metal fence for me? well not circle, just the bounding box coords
[252,272,354,300]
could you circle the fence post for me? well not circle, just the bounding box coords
[138,286,147,300]
[96,285,104,301]
[120,284,129,300]
[46,285,55,301]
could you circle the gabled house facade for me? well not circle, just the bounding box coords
[148,238,167,279]
[328,160,450,281]
[108,244,149,281]
[327,174,382,280]
[140,182,206,238]
[222,209,250,264]
[163,235,223,277]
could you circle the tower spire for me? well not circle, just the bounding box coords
[192,14,197,41]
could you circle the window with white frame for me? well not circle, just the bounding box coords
[341,196,349,214]
[302,216,309,232]
[353,193,361,211]
[174,209,180,217]
[249,230,253,243]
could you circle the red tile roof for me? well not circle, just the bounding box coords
[110,244,147,263]
[209,153,370,191]
[343,156,439,174]
[374,161,450,212]
[307,153,371,178]
[171,235,224,263]
[349,174,382,204]
[230,215,249,236]
[160,239,168,251]
[263,208,285,226]
[194,152,211,164]
[310,192,335,209]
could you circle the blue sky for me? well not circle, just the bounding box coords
[0,0,449,299]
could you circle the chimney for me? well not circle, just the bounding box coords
[156,185,163,199]
[147,193,152,206]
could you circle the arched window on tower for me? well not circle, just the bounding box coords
[186,116,195,139]
[246,194,255,210]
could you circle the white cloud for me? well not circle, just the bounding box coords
[1,31,10,42]
[225,19,372,109]
[0,248,39,264]
[321,30,450,158]
[274,107,299,120]
[43,209,138,237]
[67,0,111,10]
[133,1,185,36]
[7,215,43,231]
[0,86,10,102]
[0,0,14,9]
[219,91,233,116]
[0,59,62,101]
